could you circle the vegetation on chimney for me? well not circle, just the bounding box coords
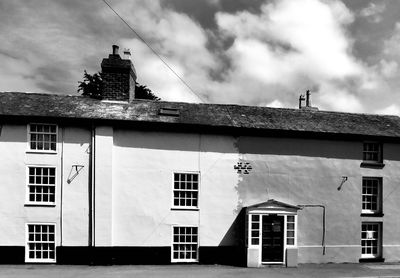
[78,70,160,101]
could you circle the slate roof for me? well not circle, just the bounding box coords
[1,91,400,139]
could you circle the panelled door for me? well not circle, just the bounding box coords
[261,215,284,262]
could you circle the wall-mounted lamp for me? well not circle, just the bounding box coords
[67,165,84,184]
[337,176,348,191]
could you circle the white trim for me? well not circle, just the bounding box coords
[25,222,56,263]
[27,123,58,153]
[248,210,298,266]
[171,171,200,210]
[25,165,57,206]
[361,222,382,259]
[171,225,199,263]
[248,210,297,215]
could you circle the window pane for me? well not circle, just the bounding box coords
[362,178,381,214]
[361,223,380,258]
[173,173,199,207]
[29,124,57,151]
[27,224,56,261]
[173,226,198,261]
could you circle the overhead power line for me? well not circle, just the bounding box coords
[100,0,206,103]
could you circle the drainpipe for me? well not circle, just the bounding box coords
[60,126,65,248]
[298,204,326,255]
[88,124,96,264]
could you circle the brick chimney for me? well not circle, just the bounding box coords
[101,45,137,102]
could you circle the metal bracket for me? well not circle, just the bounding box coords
[67,165,84,184]
[337,176,348,191]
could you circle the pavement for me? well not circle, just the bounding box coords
[1,263,400,278]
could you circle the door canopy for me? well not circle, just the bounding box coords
[246,199,300,215]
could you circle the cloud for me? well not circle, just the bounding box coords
[266,99,284,108]
[119,0,366,109]
[359,2,386,23]
[212,0,365,108]
[376,104,400,116]
[0,0,399,115]
[384,23,400,59]
[379,59,398,78]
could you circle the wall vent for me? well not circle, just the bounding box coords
[159,107,180,117]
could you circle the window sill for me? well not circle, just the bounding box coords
[171,260,199,263]
[26,151,57,155]
[25,260,56,264]
[171,207,199,211]
[361,213,384,217]
[359,257,385,263]
[360,162,385,169]
[24,203,56,207]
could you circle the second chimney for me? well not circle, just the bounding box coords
[101,45,137,102]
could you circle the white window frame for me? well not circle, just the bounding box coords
[171,225,199,263]
[248,213,297,265]
[27,123,58,153]
[362,177,382,215]
[249,214,261,247]
[363,142,382,163]
[361,222,382,259]
[26,166,56,205]
[286,215,297,246]
[25,223,56,263]
[172,171,200,209]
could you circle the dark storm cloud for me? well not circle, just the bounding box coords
[163,0,265,29]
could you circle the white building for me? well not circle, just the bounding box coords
[0,46,400,267]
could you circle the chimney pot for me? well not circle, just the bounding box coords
[299,94,305,109]
[306,90,311,107]
[299,90,318,111]
[112,45,119,55]
[123,48,131,59]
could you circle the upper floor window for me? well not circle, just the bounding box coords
[28,124,57,152]
[362,177,382,215]
[363,142,382,163]
[173,173,199,208]
[27,166,56,204]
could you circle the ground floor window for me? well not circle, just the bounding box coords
[361,222,381,258]
[172,226,198,262]
[26,224,56,262]
[250,215,260,245]
[286,215,296,245]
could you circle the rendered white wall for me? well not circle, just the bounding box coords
[61,126,90,246]
[95,126,113,246]
[0,124,90,247]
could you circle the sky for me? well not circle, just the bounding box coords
[1,0,400,115]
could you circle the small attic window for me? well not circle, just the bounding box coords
[159,107,180,117]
